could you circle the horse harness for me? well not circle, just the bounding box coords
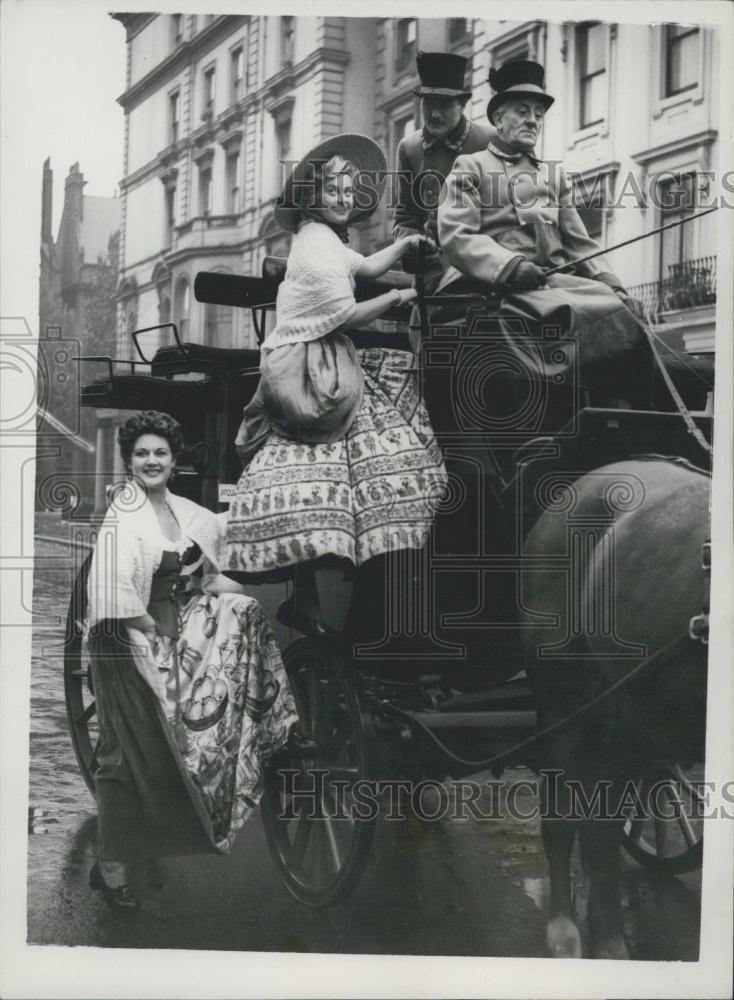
[689,538,711,644]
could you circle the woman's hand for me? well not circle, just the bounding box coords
[126,626,167,704]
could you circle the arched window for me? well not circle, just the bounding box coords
[159,294,171,325]
[204,269,234,346]
[174,277,190,339]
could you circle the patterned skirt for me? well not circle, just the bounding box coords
[89,592,298,859]
[226,348,448,579]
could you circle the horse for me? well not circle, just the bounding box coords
[520,456,710,958]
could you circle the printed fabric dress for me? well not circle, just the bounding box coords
[88,541,298,860]
[226,219,448,580]
[226,347,448,579]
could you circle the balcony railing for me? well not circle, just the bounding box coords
[628,256,717,325]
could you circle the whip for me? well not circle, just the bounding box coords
[543,206,719,277]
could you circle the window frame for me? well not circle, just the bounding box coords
[226,150,241,215]
[198,163,212,217]
[275,117,292,165]
[168,89,180,145]
[394,19,417,77]
[651,24,707,119]
[576,22,607,130]
[230,45,244,104]
[174,277,190,340]
[202,63,216,119]
[171,13,184,49]
[280,16,295,66]
[164,186,176,247]
[664,24,700,97]
[571,169,617,246]
[448,18,471,46]
[657,171,698,283]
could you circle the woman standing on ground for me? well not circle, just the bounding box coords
[85,410,298,911]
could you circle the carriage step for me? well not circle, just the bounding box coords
[405,709,537,730]
[437,678,533,710]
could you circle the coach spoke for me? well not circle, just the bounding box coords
[76,700,97,726]
[320,794,343,870]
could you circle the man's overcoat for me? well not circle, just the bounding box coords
[394,119,494,246]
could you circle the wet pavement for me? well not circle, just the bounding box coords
[27,537,702,958]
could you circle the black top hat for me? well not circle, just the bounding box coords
[486,59,555,120]
[413,51,471,98]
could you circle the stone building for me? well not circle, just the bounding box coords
[37,159,120,513]
[111,13,378,366]
[93,14,718,492]
[111,14,719,365]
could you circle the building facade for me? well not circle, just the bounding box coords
[112,14,719,366]
[101,12,719,485]
[37,160,120,513]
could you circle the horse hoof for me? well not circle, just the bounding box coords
[593,934,629,960]
[547,915,583,958]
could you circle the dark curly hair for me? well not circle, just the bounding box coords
[118,410,184,467]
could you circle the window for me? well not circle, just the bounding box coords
[198,164,212,216]
[281,16,295,65]
[171,13,183,48]
[159,293,171,325]
[169,91,180,145]
[174,278,190,339]
[202,65,216,117]
[665,24,699,96]
[658,173,696,280]
[226,151,241,214]
[275,118,292,164]
[448,19,470,44]
[230,46,244,102]
[164,187,176,246]
[573,173,610,241]
[205,272,234,346]
[577,22,606,128]
[393,112,415,160]
[395,19,417,74]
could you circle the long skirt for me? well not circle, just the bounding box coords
[88,592,298,860]
[226,347,448,579]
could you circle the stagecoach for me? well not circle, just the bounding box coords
[63,252,713,915]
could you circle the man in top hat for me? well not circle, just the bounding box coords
[437,59,641,310]
[393,50,494,273]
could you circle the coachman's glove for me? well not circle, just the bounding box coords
[402,235,439,275]
[595,271,646,323]
[501,259,547,292]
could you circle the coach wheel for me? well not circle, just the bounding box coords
[63,553,99,798]
[621,761,704,875]
[261,638,378,906]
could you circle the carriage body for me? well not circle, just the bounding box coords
[64,257,712,906]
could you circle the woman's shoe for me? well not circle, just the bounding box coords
[89,862,140,912]
[288,726,318,754]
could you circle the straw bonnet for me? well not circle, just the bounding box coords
[273,133,387,234]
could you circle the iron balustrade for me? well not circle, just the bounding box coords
[628,256,717,325]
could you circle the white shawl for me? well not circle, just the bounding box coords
[261,221,365,352]
[85,481,227,632]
